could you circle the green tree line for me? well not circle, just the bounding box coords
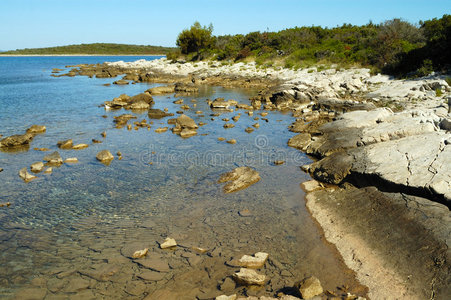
[1,43,176,55]
[174,15,450,77]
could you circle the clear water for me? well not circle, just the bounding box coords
[0,56,364,299]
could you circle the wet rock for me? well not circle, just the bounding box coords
[43,151,63,165]
[273,160,285,165]
[138,270,166,281]
[57,139,73,149]
[114,114,137,126]
[252,123,260,128]
[173,114,198,137]
[121,242,151,258]
[132,248,148,259]
[238,252,269,268]
[238,209,252,217]
[147,85,175,95]
[92,139,102,143]
[211,98,234,109]
[227,139,237,144]
[72,143,88,150]
[297,276,323,299]
[160,237,177,249]
[0,168,3,172]
[101,131,107,138]
[300,180,323,193]
[130,101,150,110]
[30,162,44,173]
[19,167,37,182]
[218,167,261,193]
[236,104,253,110]
[220,277,236,292]
[181,104,190,110]
[129,92,154,104]
[218,137,226,141]
[192,246,208,254]
[245,127,254,133]
[26,125,46,134]
[64,157,78,163]
[113,79,129,85]
[224,123,235,129]
[148,109,173,119]
[44,167,53,174]
[33,147,50,151]
[232,268,266,286]
[232,115,241,122]
[287,133,311,151]
[173,99,184,104]
[96,150,114,163]
[0,133,34,149]
[155,127,168,133]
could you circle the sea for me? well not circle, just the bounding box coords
[0,56,362,299]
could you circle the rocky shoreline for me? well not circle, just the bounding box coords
[3,57,450,299]
[89,58,451,299]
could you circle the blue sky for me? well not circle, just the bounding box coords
[0,0,448,50]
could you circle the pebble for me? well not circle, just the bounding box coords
[160,237,177,249]
[227,139,237,144]
[218,137,226,141]
[64,157,78,163]
[132,248,149,259]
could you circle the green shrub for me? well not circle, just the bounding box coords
[436,88,443,97]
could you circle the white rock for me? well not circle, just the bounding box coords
[132,248,148,259]
[232,268,266,285]
[238,252,269,268]
[160,237,177,249]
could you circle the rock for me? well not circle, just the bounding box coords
[216,295,237,300]
[238,252,269,268]
[298,276,323,299]
[173,99,184,104]
[114,114,137,126]
[30,162,44,173]
[160,237,177,249]
[273,160,285,165]
[26,125,46,134]
[132,248,149,259]
[19,168,37,182]
[129,92,154,104]
[227,139,237,144]
[218,167,261,193]
[96,150,114,163]
[57,139,73,150]
[130,101,150,110]
[0,168,3,172]
[64,277,90,293]
[232,115,241,122]
[92,139,102,143]
[224,123,235,129]
[0,133,34,148]
[252,123,260,128]
[192,246,208,254]
[138,270,166,281]
[245,127,254,133]
[236,104,253,110]
[155,127,168,133]
[33,147,50,151]
[219,277,236,291]
[113,79,129,85]
[232,268,266,286]
[43,151,63,165]
[14,288,47,300]
[238,209,252,217]
[148,109,173,119]
[440,118,451,131]
[64,157,78,163]
[136,257,170,272]
[300,180,323,193]
[72,143,88,150]
[211,98,233,109]
[101,131,107,138]
[218,137,226,141]
[260,112,268,117]
[287,133,311,151]
[147,85,175,95]
[79,264,119,282]
[43,167,53,174]
[180,128,198,138]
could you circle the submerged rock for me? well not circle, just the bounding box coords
[96,150,114,163]
[297,276,323,299]
[72,143,88,150]
[19,167,37,182]
[218,167,261,193]
[232,268,266,286]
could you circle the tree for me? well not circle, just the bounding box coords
[176,22,214,55]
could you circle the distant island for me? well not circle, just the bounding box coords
[0,43,176,55]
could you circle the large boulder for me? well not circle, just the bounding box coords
[0,133,34,148]
[26,125,46,134]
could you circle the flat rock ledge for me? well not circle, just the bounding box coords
[290,107,451,204]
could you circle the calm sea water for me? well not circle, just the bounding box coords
[0,56,362,299]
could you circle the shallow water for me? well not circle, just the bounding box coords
[0,57,365,299]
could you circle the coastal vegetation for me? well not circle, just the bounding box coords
[0,43,176,55]
[173,14,451,77]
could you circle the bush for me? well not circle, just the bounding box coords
[176,22,214,55]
